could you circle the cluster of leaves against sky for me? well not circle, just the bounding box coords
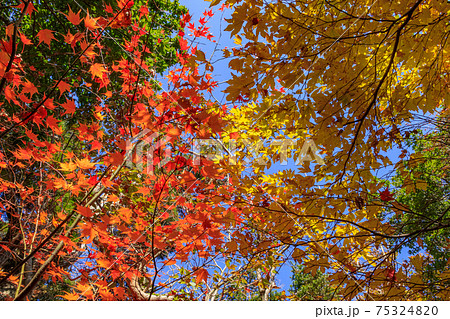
[0,0,449,301]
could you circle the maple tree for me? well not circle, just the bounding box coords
[0,0,233,300]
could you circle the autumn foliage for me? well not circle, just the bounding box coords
[0,0,228,300]
[1,0,450,301]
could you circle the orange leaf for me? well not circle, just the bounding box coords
[97,259,112,269]
[84,12,100,30]
[208,115,223,133]
[61,99,76,115]
[167,127,181,137]
[0,244,12,253]
[99,288,115,300]
[101,178,113,188]
[76,204,93,218]
[164,259,176,266]
[80,224,96,243]
[75,158,96,169]
[90,63,107,78]
[201,163,223,178]
[153,236,167,250]
[136,187,151,195]
[46,115,62,134]
[19,32,32,46]
[21,80,38,96]
[118,207,132,222]
[12,148,32,160]
[57,81,71,96]
[103,152,124,166]
[64,6,82,25]
[195,267,209,284]
[36,29,56,47]
[59,293,79,301]
[107,194,119,202]
[60,161,77,172]
[15,2,36,17]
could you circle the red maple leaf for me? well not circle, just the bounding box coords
[179,38,188,51]
[87,175,98,186]
[37,29,56,47]
[139,6,149,18]
[57,81,71,96]
[46,115,61,134]
[379,189,394,202]
[118,0,134,8]
[386,267,397,282]
[21,80,38,96]
[61,99,76,115]
[76,204,93,218]
[194,267,209,284]
[91,140,103,151]
[84,12,100,30]
[111,9,132,28]
[19,32,32,46]
[64,6,82,25]
[202,218,212,229]
[15,1,36,17]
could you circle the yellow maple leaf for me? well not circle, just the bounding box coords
[60,161,77,172]
[90,63,107,78]
[75,158,96,169]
